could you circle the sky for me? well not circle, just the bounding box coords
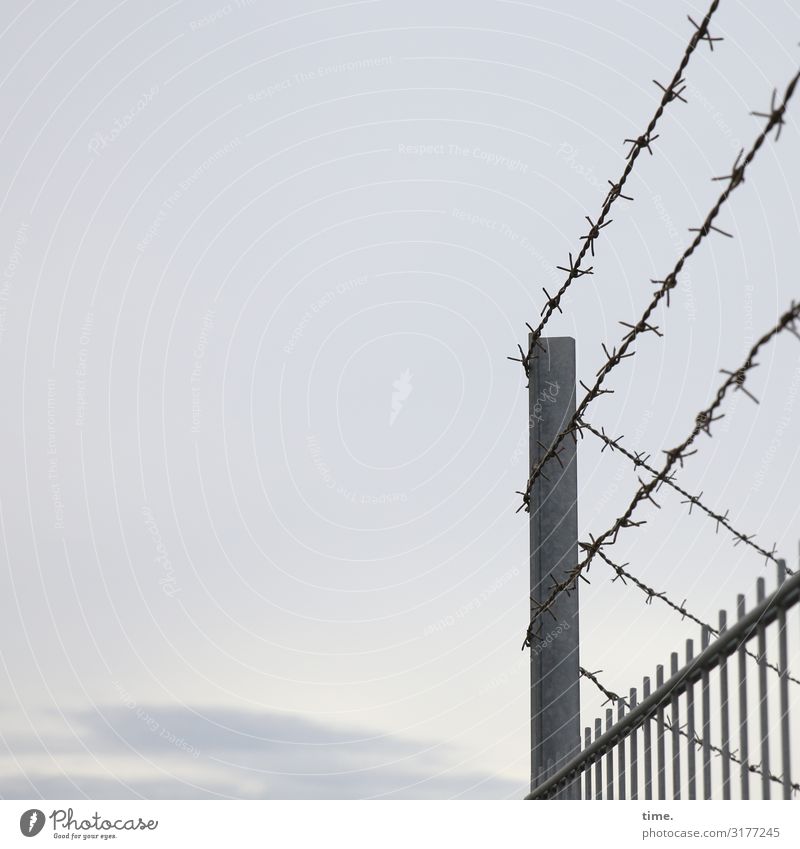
[0,0,799,800]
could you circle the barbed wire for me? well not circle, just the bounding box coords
[517,68,800,516]
[518,5,800,800]
[577,418,791,574]
[594,548,800,688]
[519,68,800,521]
[579,666,627,705]
[525,299,800,646]
[509,0,723,375]
[578,669,799,795]
[662,716,800,796]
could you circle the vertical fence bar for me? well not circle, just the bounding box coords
[643,677,652,800]
[605,708,614,800]
[686,640,696,800]
[618,699,626,799]
[656,665,666,800]
[670,652,681,800]
[630,688,638,800]
[584,728,592,800]
[719,609,732,800]
[701,626,712,800]
[595,718,602,799]
[776,560,791,800]
[756,578,770,800]
[737,595,750,800]
[529,337,580,798]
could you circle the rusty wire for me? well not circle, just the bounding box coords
[509,0,723,375]
[578,669,800,795]
[595,548,800,688]
[578,418,790,573]
[516,8,800,800]
[579,666,628,706]
[525,299,800,646]
[662,716,800,795]
[518,67,800,516]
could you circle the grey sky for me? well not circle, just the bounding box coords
[1,0,799,799]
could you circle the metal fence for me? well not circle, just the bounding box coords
[527,560,800,800]
[516,0,800,802]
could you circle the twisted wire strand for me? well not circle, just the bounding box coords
[525,299,800,645]
[512,0,724,375]
[661,716,800,796]
[578,669,800,795]
[595,548,800,688]
[579,666,625,705]
[518,68,800,514]
[578,418,790,573]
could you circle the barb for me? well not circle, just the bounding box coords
[512,0,722,373]
[687,14,724,51]
[578,418,789,573]
[579,666,629,708]
[751,88,788,140]
[519,67,800,514]
[525,300,800,645]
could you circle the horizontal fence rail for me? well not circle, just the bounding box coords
[527,561,799,800]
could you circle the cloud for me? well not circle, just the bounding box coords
[0,704,525,799]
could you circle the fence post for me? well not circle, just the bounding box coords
[529,336,581,797]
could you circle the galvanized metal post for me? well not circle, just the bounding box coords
[529,336,580,798]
